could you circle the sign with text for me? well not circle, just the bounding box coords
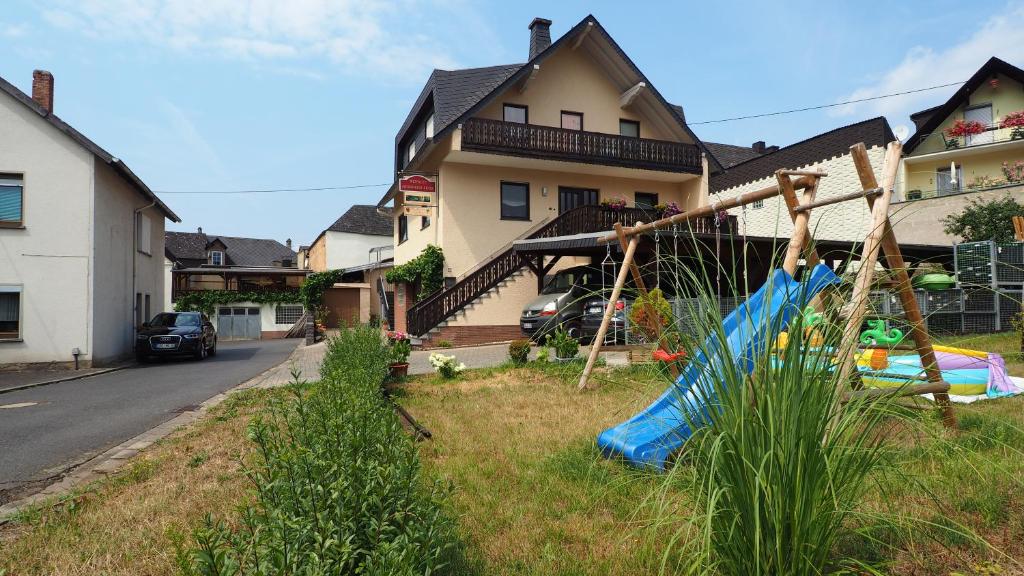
[398,174,436,193]
[403,205,432,217]
[402,191,434,206]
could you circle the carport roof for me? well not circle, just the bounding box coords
[513,231,624,255]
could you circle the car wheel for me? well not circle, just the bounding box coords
[564,321,582,341]
[208,338,217,357]
[194,340,208,360]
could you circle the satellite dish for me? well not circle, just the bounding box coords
[894,124,910,141]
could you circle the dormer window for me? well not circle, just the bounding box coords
[426,113,434,138]
[209,250,224,266]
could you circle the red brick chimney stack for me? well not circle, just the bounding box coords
[32,70,54,113]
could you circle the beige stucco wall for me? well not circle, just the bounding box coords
[912,73,1024,155]
[164,257,174,312]
[474,45,680,142]
[890,184,1024,245]
[91,159,167,364]
[903,143,1024,196]
[0,91,95,365]
[324,231,392,270]
[715,145,886,242]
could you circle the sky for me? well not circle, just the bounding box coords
[2,0,1022,247]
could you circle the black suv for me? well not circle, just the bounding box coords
[136,312,217,361]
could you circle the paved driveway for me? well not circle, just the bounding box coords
[0,339,298,505]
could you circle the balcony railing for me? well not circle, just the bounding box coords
[917,123,1024,153]
[461,117,703,173]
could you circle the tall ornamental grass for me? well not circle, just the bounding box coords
[649,253,908,575]
[182,324,463,575]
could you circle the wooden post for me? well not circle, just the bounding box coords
[778,171,821,273]
[849,143,956,427]
[579,233,639,390]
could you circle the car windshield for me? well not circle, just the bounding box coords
[149,313,201,327]
[541,271,578,294]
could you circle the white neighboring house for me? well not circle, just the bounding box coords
[0,70,179,367]
[308,205,393,271]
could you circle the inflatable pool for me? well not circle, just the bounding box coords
[858,346,1019,398]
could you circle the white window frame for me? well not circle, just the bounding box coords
[0,285,22,341]
[209,250,225,266]
[136,212,152,255]
[408,140,417,162]
[0,174,24,228]
[426,114,435,138]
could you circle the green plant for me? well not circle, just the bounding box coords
[387,331,412,364]
[435,339,453,348]
[386,245,445,298]
[627,287,674,342]
[174,290,301,315]
[942,194,1024,242]
[429,352,465,379]
[298,269,345,311]
[545,327,579,360]
[183,324,463,574]
[508,339,531,365]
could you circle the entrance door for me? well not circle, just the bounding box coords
[558,187,599,214]
[217,307,261,340]
[965,105,993,145]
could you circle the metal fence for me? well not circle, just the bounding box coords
[955,240,1024,287]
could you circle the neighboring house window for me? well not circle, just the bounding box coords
[619,119,640,138]
[398,214,409,243]
[276,305,304,325]
[936,165,963,196]
[209,250,225,266]
[503,104,528,124]
[0,174,23,228]
[0,286,21,340]
[752,199,765,209]
[426,114,435,138]
[421,216,431,229]
[500,181,530,221]
[136,212,152,255]
[635,192,659,209]
[561,111,583,130]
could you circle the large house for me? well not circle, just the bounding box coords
[165,229,307,340]
[378,16,734,344]
[308,205,393,271]
[0,70,178,367]
[891,57,1024,244]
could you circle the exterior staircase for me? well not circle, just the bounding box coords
[405,204,733,338]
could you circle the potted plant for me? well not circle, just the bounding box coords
[386,330,411,379]
[945,119,987,148]
[660,201,682,218]
[1003,161,1024,184]
[1001,110,1024,140]
[545,327,579,362]
[600,196,627,211]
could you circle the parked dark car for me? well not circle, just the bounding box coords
[520,266,612,341]
[580,295,629,343]
[136,311,217,361]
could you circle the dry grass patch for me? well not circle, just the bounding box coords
[0,387,282,576]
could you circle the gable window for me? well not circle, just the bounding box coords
[426,113,435,138]
[408,140,417,163]
[503,104,528,124]
[500,181,530,221]
[136,212,152,255]
[0,174,24,228]
[275,305,304,325]
[635,192,659,209]
[209,250,224,266]
[936,165,963,196]
[398,214,409,243]
[561,111,583,130]
[619,119,640,138]
[0,286,21,341]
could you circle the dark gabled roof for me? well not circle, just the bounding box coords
[327,205,394,236]
[165,231,296,267]
[0,74,179,222]
[904,57,1024,154]
[710,117,896,193]
[703,142,764,169]
[391,15,724,178]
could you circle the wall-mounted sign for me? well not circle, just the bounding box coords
[403,205,432,217]
[402,191,433,206]
[399,174,436,193]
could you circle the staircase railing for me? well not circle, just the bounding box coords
[405,204,735,336]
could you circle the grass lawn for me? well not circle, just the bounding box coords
[2,333,1023,575]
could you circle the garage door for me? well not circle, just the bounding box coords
[217,307,261,340]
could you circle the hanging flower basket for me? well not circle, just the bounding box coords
[945,119,987,139]
[1000,110,1024,140]
[600,197,627,211]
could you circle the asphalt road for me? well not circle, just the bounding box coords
[0,339,298,504]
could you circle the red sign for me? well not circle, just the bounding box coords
[399,174,436,193]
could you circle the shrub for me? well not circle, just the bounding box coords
[942,194,1024,242]
[183,324,463,575]
[429,352,465,379]
[627,287,674,342]
[386,245,445,299]
[508,339,531,365]
[545,327,579,360]
[435,339,453,348]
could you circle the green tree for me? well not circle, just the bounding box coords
[942,194,1024,243]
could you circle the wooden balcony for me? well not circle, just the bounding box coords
[461,118,703,174]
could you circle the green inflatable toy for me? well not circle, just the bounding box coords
[860,319,904,346]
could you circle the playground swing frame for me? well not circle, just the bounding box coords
[577,140,956,429]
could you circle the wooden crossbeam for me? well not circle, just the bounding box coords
[779,169,829,177]
[619,82,646,108]
[793,188,882,213]
[518,64,540,93]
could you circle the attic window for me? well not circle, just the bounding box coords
[209,250,224,266]
[503,104,528,124]
[426,114,435,138]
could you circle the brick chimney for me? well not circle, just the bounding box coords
[752,141,766,154]
[528,18,552,59]
[32,70,54,113]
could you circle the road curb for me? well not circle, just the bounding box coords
[0,343,309,524]
[0,366,131,396]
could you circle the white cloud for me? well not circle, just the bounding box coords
[831,2,1024,123]
[1,22,30,38]
[36,0,456,79]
